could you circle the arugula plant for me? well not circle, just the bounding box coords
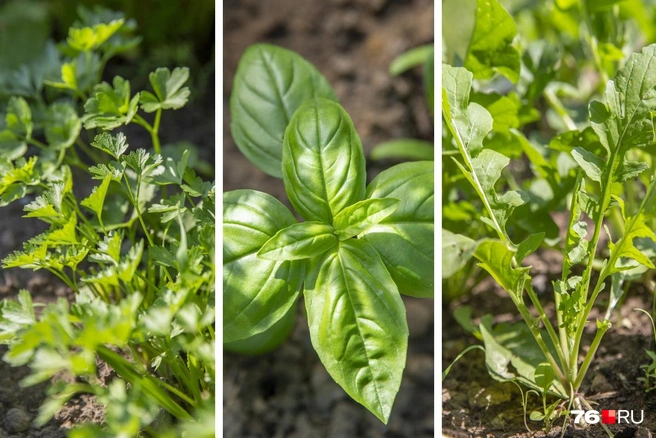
[0,7,214,436]
[225,43,434,423]
[443,29,656,434]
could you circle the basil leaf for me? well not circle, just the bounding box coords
[230,44,337,178]
[223,190,304,342]
[304,239,408,423]
[361,161,434,298]
[258,222,337,261]
[333,198,399,241]
[283,98,366,222]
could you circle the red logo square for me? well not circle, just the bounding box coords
[602,410,616,424]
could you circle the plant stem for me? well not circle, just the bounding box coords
[526,283,569,372]
[133,112,162,154]
[152,109,162,154]
[544,88,577,131]
[574,321,610,390]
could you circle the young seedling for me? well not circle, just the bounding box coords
[224,43,434,423]
[443,41,656,433]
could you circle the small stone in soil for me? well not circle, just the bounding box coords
[636,427,653,438]
[4,408,30,433]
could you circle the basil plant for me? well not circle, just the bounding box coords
[223,44,434,423]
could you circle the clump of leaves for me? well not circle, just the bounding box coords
[0,6,214,436]
[225,43,434,423]
[443,2,656,431]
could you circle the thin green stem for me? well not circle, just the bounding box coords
[77,138,104,163]
[152,109,162,154]
[514,299,568,387]
[544,88,577,131]
[574,322,610,390]
[526,283,569,373]
[27,138,49,150]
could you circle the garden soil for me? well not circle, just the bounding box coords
[223,0,434,437]
[0,73,215,436]
[443,249,656,438]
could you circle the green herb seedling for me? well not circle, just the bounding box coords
[0,6,215,436]
[225,43,434,423]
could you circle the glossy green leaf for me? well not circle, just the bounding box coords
[361,161,434,298]
[80,175,112,224]
[442,65,492,157]
[369,139,434,161]
[122,149,163,177]
[23,183,67,225]
[304,239,408,423]
[474,239,528,300]
[571,147,603,183]
[91,132,129,160]
[282,99,365,222]
[465,0,520,83]
[83,76,139,130]
[230,44,337,178]
[442,229,477,278]
[140,67,190,113]
[333,198,399,240]
[223,190,305,342]
[515,233,545,264]
[608,194,656,273]
[615,160,648,183]
[257,222,337,261]
[470,92,519,133]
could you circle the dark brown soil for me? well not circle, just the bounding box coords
[223,0,434,436]
[443,253,656,438]
[223,0,434,198]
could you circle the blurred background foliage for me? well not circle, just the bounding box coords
[0,0,214,97]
